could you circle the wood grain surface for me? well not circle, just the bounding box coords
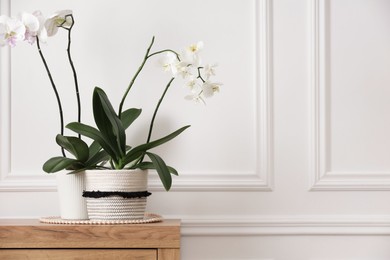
[0,249,156,260]
[0,219,180,249]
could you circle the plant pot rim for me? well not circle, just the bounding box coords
[85,169,147,173]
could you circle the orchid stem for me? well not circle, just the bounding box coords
[140,77,175,163]
[118,36,155,117]
[36,38,66,157]
[197,67,206,82]
[66,14,81,139]
[147,77,175,143]
[148,49,180,60]
[118,37,182,118]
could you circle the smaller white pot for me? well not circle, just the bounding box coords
[56,172,88,220]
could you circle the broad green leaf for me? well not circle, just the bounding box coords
[121,108,142,129]
[43,157,78,173]
[93,87,126,157]
[56,135,89,162]
[123,151,144,167]
[118,152,142,169]
[67,168,88,174]
[146,152,172,191]
[137,162,178,176]
[86,150,109,167]
[88,141,102,160]
[65,161,86,170]
[66,122,118,162]
[122,125,190,165]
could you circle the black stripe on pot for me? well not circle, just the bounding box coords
[82,190,152,199]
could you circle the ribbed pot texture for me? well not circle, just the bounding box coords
[56,171,88,220]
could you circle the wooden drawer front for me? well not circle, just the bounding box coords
[0,249,156,260]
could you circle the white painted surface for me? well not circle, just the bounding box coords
[1,0,390,259]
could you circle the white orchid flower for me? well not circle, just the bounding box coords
[187,41,203,54]
[201,81,222,98]
[184,76,201,93]
[33,10,48,43]
[19,12,40,44]
[0,16,25,47]
[160,52,179,76]
[44,10,73,37]
[185,93,206,105]
[203,63,218,79]
[176,61,195,79]
[182,41,203,66]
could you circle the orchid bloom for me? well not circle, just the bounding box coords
[0,16,25,47]
[201,81,222,98]
[44,10,73,37]
[160,52,179,76]
[182,41,203,65]
[187,41,203,54]
[203,64,218,79]
[185,76,201,93]
[176,61,195,79]
[19,12,40,44]
[33,11,48,43]
[185,93,206,105]
[156,40,222,104]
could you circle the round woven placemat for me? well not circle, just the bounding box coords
[39,213,163,225]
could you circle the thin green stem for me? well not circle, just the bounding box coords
[118,36,155,117]
[148,49,180,61]
[65,14,81,139]
[36,38,66,157]
[146,77,175,143]
[140,77,175,163]
[197,67,206,82]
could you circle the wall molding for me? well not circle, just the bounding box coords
[308,0,390,191]
[2,215,390,236]
[0,0,273,192]
[181,215,390,236]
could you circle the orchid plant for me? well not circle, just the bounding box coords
[0,10,222,191]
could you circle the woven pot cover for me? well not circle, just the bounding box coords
[84,169,149,221]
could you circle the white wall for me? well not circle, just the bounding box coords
[1,0,390,259]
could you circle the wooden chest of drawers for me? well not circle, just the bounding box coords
[0,219,180,259]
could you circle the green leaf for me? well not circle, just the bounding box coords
[55,135,89,162]
[85,150,109,167]
[43,157,79,173]
[146,152,172,191]
[123,151,144,167]
[88,141,102,160]
[137,162,178,176]
[121,108,142,129]
[65,161,86,171]
[123,125,190,166]
[67,168,88,174]
[66,122,118,162]
[93,87,126,157]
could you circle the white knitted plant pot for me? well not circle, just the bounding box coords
[83,169,150,221]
